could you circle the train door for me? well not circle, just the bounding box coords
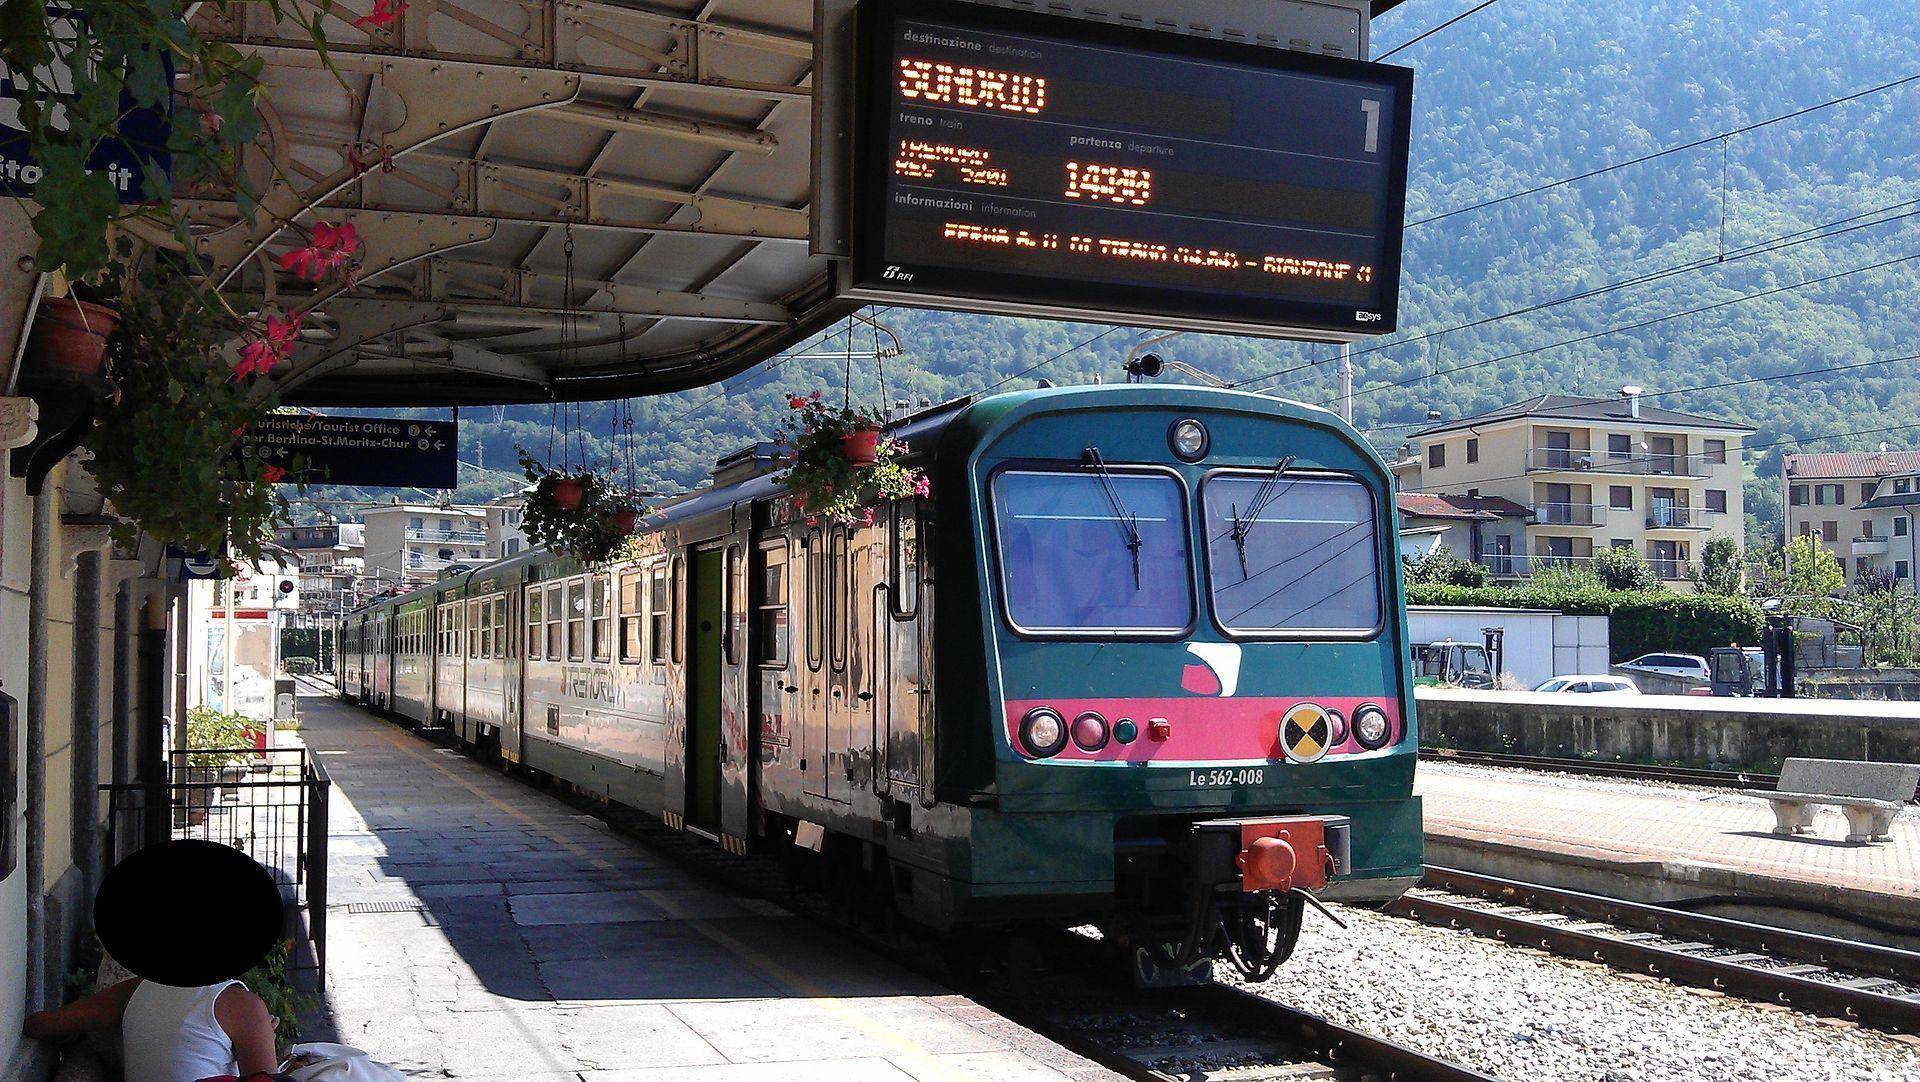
[880,499,932,801]
[500,580,524,764]
[798,527,827,800]
[686,547,725,827]
[718,541,752,845]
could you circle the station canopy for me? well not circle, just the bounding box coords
[188,1,1404,406]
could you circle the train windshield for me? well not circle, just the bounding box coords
[992,469,1191,633]
[1203,474,1381,633]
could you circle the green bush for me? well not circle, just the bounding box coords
[282,656,318,676]
[1592,545,1657,591]
[183,706,257,769]
[1405,583,1765,661]
[1402,545,1491,588]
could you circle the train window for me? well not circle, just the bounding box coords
[756,541,789,667]
[494,595,508,658]
[828,526,848,672]
[723,546,742,665]
[890,500,921,619]
[670,557,685,664]
[804,530,822,671]
[1201,474,1381,634]
[990,469,1193,634]
[566,578,587,662]
[618,571,644,663]
[469,600,482,658]
[648,565,669,664]
[545,584,564,661]
[526,586,544,660]
[590,575,612,662]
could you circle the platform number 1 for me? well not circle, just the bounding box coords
[1360,99,1381,154]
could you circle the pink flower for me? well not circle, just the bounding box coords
[805,515,819,527]
[912,474,931,497]
[810,391,821,401]
[275,220,361,282]
[861,507,875,527]
[261,465,287,484]
[788,395,806,409]
[234,310,305,378]
[353,0,407,30]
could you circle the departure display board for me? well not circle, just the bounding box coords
[848,0,1414,338]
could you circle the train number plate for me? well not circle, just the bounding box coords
[1188,768,1265,788]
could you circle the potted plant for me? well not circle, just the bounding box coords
[179,705,256,827]
[774,394,929,527]
[517,449,649,564]
[23,291,120,377]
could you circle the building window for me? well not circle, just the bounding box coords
[1609,485,1633,510]
[1608,433,1630,459]
[1465,438,1479,464]
[1856,557,1870,578]
[1704,439,1726,464]
[1790,484,1807,506]
[1705,489,1726,514]
[1863,483,1878,503]
[1897,518,1910,538]
[1898,478,1913,494]
[1822,521,1838,543]
[1798,521,1811,537]
[1610,539,1632,549]
[1898,560,1911,580]
[1427,442,1445,468]
[410,516,423,530]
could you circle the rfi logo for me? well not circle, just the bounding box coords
[882,265,915,281]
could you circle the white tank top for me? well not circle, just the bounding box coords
[121,979,244,1082]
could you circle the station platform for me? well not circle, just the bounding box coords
[1418,761,1920,947]
[295,692,1115,1082]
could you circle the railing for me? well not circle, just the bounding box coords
[1526,447,1706,476]
[1534,501,1607,526]
[102,746,332,989]
[1475,553,1597,576]
[1645,505,1718,528]
[1650,559,1697,581]
[405,527,486,544]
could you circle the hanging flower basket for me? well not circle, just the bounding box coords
[25,296,120,377]
[517,449,651,565]
[549,476,586,510]
[774,394,928,527]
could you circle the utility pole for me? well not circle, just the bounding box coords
[1338,343,1354,424]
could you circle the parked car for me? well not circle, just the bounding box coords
[1615,652,1710,682]
[1531,675,1641,695]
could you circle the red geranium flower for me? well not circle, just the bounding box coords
[261,465,287,484]
[275,221,361,282]
[353,0,407,30]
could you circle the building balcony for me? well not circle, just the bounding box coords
[406,527,487,544]
[1475,553,1597,577]
[1533,502,1607,526]
[1853,535,1890,556]
[1650,559,1697,581]
[1645,506,1719,530]
[1525,447,1710,478]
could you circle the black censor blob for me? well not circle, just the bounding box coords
[94,839,284,986]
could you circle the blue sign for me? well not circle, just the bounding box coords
[238,415,460,490]
[0,45,174,203]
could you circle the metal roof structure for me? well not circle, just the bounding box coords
[1785,451,1920,479]
[182,0,1401,407]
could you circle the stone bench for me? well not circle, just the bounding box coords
[1766,757,1920,844]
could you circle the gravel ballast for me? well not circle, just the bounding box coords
[1233,905,1920,1081]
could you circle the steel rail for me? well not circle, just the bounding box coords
[1188,983,1500,1082]
[1420,747,1780,790]
[1388,869,1920,1034]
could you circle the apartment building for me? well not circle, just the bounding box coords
[1782,450,1920,584]
[1392,389,1752,587]
[361,503,489,584]
[1395,491,1535,561]
[1847,467,1919,586]
[484,493,528,558]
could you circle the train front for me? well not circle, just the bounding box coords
[944,384,1421,980]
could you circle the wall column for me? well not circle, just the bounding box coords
[22,489,49,1012]
[69,550,103,912]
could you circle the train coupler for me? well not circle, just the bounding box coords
[1192,814,1352,894]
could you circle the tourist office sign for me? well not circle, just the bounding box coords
[845,0,1414,340]
[237,415,459,489]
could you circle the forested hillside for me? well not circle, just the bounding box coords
[312,1,1920,546]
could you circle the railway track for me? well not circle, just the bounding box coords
[1387,867,1920,1035]
[1420,747,1780,790]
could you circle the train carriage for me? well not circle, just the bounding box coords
[338,385,1422,975]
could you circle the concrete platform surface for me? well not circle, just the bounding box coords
[1418,762,1920,940]
[296,693,1116,1081]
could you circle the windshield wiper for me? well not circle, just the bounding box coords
[1083,446,1143,590]
[1229,455,1296,577]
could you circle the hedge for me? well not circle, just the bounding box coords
[1405,584,1765,663]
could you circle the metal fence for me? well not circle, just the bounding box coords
[102,746,332,988]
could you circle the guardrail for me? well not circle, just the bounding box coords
[1535,501,1606,526]
[102,746,331,988]
[405,527,486,544]
[1525,447,1705,476]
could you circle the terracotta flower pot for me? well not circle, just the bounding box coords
[843,427,881,467]
[26,297,119,376]
[612,508,641,535]
[549,477,585,510]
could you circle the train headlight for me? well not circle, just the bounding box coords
[1353,704,1392,750]
[1071,711,1110,752]
[1169,418,1209,461]
[1020,707,1068,757]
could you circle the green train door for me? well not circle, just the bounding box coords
[687,546,725,827]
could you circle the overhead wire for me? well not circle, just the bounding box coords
[1376,0,1505,61]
